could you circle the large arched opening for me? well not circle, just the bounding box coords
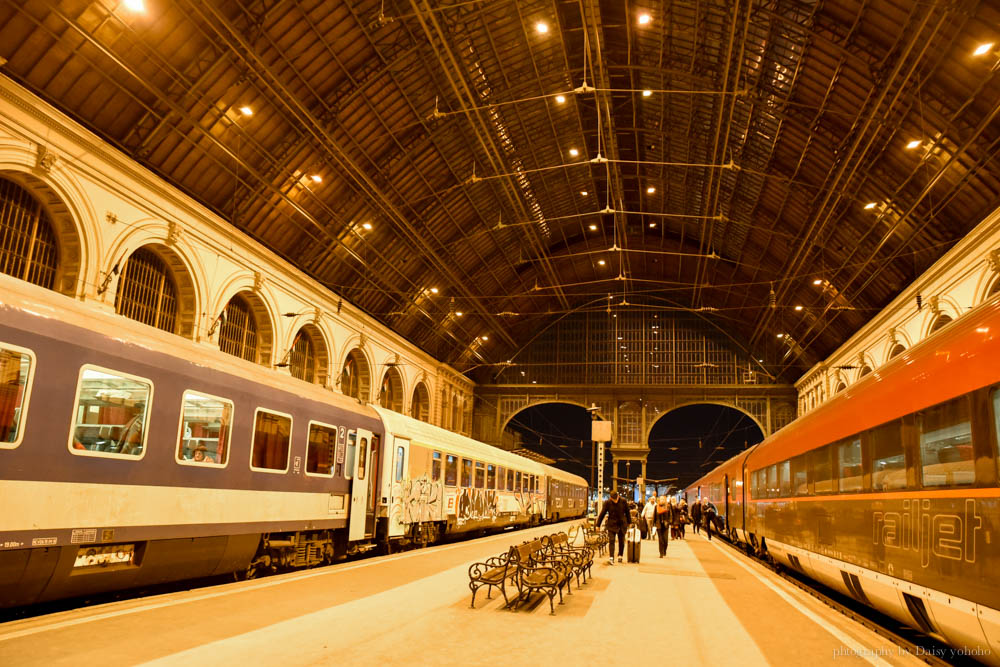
[500,402,592,481]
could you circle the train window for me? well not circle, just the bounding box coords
[778,460,791,496]
[487,464,496,489]
[917,397,975,487]
[507,468,514,490]
[250,409,291,472]
[0,343,34,449]
[461,458,472,487]
[766,465,777,498]
[496,466,505,490]
[790,455,808,495]
[356,437,368,480]
[432,451,442,482]
[515,470,522,492]
[305,422,337,476]
[751,470,762,498]
[70,366,152,459]
[177,391,232,467]
[475,461,485,488]
[345,431,356,479]
[870,421,905,491]
[837,438,863,492]
[811,446,834,494]
[395,444,405,482]
[993,390,1000,474]
[445,454,457,486]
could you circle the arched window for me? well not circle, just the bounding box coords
[452,394,462,433]
[219,294,258,363]
[929,313,952,334]
[859,365,872,378]
[115,247,178,333]
[288,329,316,383]
[411,382,429,422]
[0,177,58,288]
[988,276,1000,298]
[888,343,905,359]
[380,366,403,412]
[341,349,370,402]
[836,382,846,394]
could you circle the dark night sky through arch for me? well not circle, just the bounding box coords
[503,403,765,491]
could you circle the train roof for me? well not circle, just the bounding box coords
[371,405,588,486]
[685,446,756,494]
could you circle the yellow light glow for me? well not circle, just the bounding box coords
[597,260,606,266]
[974,42,994,56]
[569,148,579,157]
[310,174,322,183]
[638,13,651,25]
[535,21,549,34]
[361,222,373,230]
[456,311,464,317]
[589,224,597,230]
[580,190,588,196]
[813,279,823,285]
[430,287,439,294]
[555,95,566,104]
[123,0,145,10]
[649,222,656,228]
[776,333,784,339]
[646,186,655,194]
[239,106,253,116]
[482,335,489,341]
[794,305,803,311]
[642,89,652,97]
[905,140,921,150]
[864,202,877,210]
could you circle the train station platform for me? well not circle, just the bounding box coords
[0,522,928,666]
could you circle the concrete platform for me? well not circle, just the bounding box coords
[0,523,928,666]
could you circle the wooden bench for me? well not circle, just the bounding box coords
[468,548,517,608]
[510,539,573,615]
[542,532,593,586]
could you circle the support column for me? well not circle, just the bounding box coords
[640,459,647,499]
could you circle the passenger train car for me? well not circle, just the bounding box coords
[0,275,587,608]
[688,294,1000,664]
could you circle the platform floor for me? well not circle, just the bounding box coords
[0,523,928,666]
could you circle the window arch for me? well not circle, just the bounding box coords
[888,343,905,359]
[929,313,952,334]
[288,329,316,383]
[452,394,462,433]
[411,381,429,422]
[115,247,178,333]
[988,275,1000,298]
[341,348,371,402]
[858,365,872,378]
[836,381,847,394]
[0,177,58,289]
[219,293,259,363]
[379,365,404,412]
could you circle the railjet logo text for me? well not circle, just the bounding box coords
[871,499,982,567]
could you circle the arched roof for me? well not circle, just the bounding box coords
[2,1,997,381]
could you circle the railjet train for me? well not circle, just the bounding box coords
[688,293,1000,664]
[0,275,587,607]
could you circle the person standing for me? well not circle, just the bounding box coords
[678,499,688,540]
[690,496,702,535]
[596,490,630,565]
[652,496,671,557]
[642,496,656,540]
[703,500,718,541]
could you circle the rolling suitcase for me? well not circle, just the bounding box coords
[626,526,641,563]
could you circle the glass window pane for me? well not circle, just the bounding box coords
[994,390,1000,479]
[178,391,231,465]
[306,423,337,475]
[791,455,808,495]
[507,468,514,490]
[918,398,975,487]
[766,465,777,498]
[395,446,405,482]
[871,421,905,491]
[72,367,151,457]
[251,410,290,471]
[432,451,442,482]
[445,454,457,486]
[837,438,863,492]
[496,466,505,490]
[0,345,33,446]
[475,461,485,488]
[461,458,472,487]
[515,470,521,492]
[778,460,791,497]
[357,437,368,480]
[811,446,833,494]
[487,464,496,489]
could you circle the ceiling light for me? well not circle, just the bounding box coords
[481,335,489,341]
[569,148,579,157]
[597,260,606,266]
[973,42,994,56]
[776,333,784,339]
[361,222,373,230]
[864,202,877,209]
[456,311,464,317]
[239,106,253,116]
[649,222,656,228]
[555,95,566,104]
[535,21,549,34]
[430,287,439,294]
[794,305,803,311]
[905,139,921,150]
[589,224,597,230]
[642,89,652,97]
[310,174,323,183]
[638,13,651,25]
[580,190,588,196]
[813,279,823,285]
[123,0,145,10]
[646,186,655,194]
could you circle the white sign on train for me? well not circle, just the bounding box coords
[73,544,136,568]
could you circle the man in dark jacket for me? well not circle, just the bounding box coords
[703,500,718,541]
[596,490,631,564]
[690,497,702,534]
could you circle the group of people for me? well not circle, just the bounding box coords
[595,491,719,563]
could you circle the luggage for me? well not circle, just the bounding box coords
[626,526,642,563]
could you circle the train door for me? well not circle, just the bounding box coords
[348,428,376,541]
[723,474,730,532]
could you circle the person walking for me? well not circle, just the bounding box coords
[596,490,631,565]
[642,496,656,540]
[652,496,671,557]
[690,496,702,535]
[703,500,718,541]
[678,499,688,540]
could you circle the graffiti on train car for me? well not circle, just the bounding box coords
[456,488,498,524]
[515,491,542,516]
[390,476,442,527]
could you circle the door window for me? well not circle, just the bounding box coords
[0,343,34,448]
[357,437,368,480]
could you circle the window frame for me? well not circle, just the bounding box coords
[249,407,292,474]
[0,341,35,450]
[992,388,1000,483]
[916,395,976,489]
[445,453,457,486]
[432,450,442,482]
[395,444,406,482]
[475,461,485,489]
[68,364,153,461]
[175,388,232,469]
[835,437,865,493]
[461,457,473,487]
[304,420,339,478]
